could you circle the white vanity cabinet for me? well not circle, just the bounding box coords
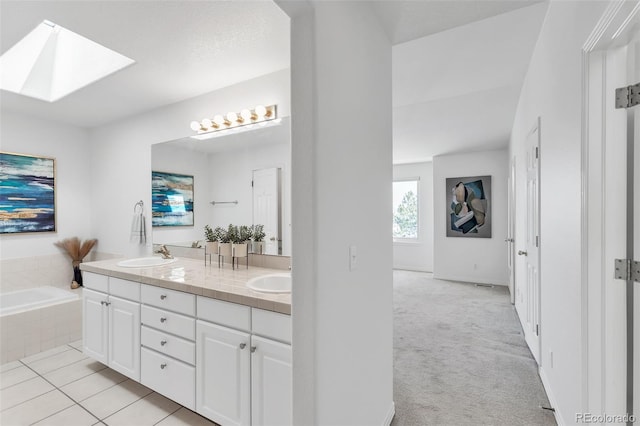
[140,284,196,410]
[196,297,292,426]
[82,272,141,381]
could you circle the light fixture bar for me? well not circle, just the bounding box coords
[190,105,278,138]
[191,118,282,140]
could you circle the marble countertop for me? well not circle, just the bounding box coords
[80,257,291,315]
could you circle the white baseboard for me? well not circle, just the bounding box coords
[393,266,432,273]
[539,367,567,425]
[432,273,508,287]
[382,401,395,425]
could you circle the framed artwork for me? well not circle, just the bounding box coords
[151,171,194,227]
[0,152,56,234]
[446,175,491,238]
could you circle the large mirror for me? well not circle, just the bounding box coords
[151,117,291,256]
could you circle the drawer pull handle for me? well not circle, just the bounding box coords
[250,346,257,353]
[239,343,246,350]
[160,363,167,369]
[161,340,167,346]
[160,317,167,323]
[160,294,167,300]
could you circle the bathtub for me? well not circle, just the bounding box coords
[1,286,82,364]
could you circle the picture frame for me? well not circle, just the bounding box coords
[0,151,56,234]
[151,171,194,227]
[446,175,491,238]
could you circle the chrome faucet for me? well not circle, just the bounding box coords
[155,245,173,259]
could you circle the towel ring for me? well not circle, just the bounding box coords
[134,200,144,213]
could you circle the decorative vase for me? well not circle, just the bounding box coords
[205,241,219,256]
[251,241,264,254]
[232,242,248,258]
[218,242,232,258]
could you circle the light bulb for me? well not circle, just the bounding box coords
[240,109,253,122]
[190,121,201,131]
[255,105,267,119]
[201,118,213,129]
[226,112,238,123]
[213,115,225,126]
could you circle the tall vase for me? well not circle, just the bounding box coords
[72,261,83,288]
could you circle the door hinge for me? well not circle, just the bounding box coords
[614,259,640,282]
[535,324,539,336]
[615,82,640,109]
[535,236,539,247]
[251,180,254,187]
[535,147,539,159]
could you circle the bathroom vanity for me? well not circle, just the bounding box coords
[80,257,291,426]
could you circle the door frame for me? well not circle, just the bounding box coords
[508,157,516,305]
[581,0,639,417]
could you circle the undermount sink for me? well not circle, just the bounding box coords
[116,257,178,268]
[247,273,291,294]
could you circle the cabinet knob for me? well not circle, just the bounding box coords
[239,343,246,349]
[250,346,257,353]
[100,301,105,305]
[160,340,167,346]
[160,294,167,300]
[160,317,167,323]
[160,363,167,369]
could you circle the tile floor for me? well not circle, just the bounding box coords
[0,341,218,426]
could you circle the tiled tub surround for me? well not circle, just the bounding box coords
[80,257,292,425]
[80,257,291,314]
[1,293,81,364]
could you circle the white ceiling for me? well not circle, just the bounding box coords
[0,1,290,128]
[0,1,548,163]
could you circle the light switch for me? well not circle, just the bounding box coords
[349,245,357,271]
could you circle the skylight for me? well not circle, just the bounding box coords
[0,20,135,102]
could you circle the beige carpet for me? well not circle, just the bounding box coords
[391,270,556,426]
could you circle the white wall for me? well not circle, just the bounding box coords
[208,142,291,256]
[433,149,509,286]
[283,1,395,424]
[151,144,210,245]
[509,2,608,424]
[393,162,433,272]
[88,69,290,257]
[0,112,92,259]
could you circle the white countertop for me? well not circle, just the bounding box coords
[80,257,291,315]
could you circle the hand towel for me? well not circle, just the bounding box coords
[130,213,146,244]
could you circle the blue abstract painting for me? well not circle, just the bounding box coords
[152,171,194,227]
[0,152,56,234]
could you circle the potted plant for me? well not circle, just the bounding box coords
[232,225,249,268]
[251,224,266,254]
[217,225,233,260]
[204,225,219,256]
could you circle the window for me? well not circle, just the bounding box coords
[393,179,419,239]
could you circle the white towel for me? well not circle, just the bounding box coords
[130,213,146,244]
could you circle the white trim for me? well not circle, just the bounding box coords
[432,273,508,287]
[382,402,396,426]
[539,366,567,426]
[393,266,432,273]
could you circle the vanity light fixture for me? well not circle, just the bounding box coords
[190,105,278,140]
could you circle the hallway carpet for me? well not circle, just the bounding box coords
[391,270,556,426]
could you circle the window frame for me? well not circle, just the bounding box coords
[392,177,420,243]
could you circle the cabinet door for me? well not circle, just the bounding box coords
[108,295,140,380]
[251,336,292,426]
[83,288,108,364]
[196,320,250,426]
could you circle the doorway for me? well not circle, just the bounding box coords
[583,2,639,420]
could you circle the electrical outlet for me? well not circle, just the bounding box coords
[349,245,357,271]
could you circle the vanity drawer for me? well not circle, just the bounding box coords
[141,325,195,365]
[109,278,140,301]
[141,347,195,410]
[141,284,195,316]
[83,272,108,293]
[141,305,195,340]
[197,296,251,332]
[252,308,291,344]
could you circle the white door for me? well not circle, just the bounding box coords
[253,168,281,255]
[251,336,292,426]
[584,4,638,418]
[108,295,140,380]
[521,118,541,365]
[83,288,108,364]
[507,159,516,305]
[196,320,250,426]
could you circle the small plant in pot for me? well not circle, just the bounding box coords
[217,225,233,259]
[204,225,219,256]
[232,225,249,262]
[251,224,266,254]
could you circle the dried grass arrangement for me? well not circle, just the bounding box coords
[54,237,97,289]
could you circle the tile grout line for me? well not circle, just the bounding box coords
[152,406,183,426]
[19,359,103,425]
[99,388,155,423]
